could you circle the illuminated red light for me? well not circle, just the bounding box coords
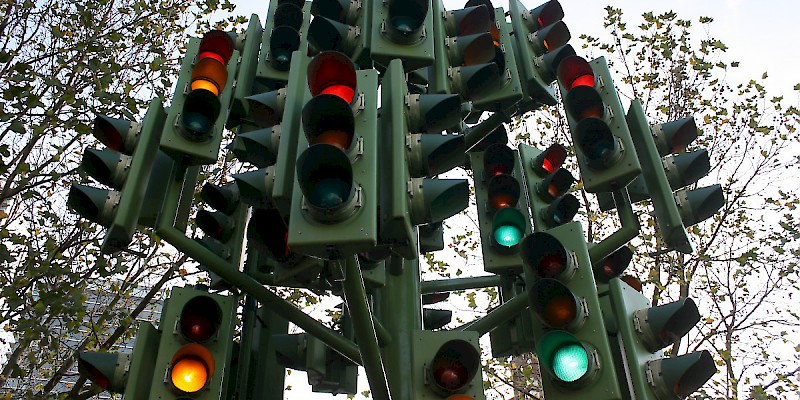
[434,364,469,391]
[320,84,356,104]
[308,51,358,104]
[198,30,235,65]
[490,165,511,176]
[557,55,595,91]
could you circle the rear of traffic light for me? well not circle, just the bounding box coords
[471,144,533,275]
[622,101,725,253]
[520,222,623,399]
[256,0,311,85]
[148,286,236,399]
[369,0,435,70]
[412,331,485,399]
[67,99,168,254]
[604,278,716,400]
[508,0,575,109]
[308,0,370,65]
[519,143,579,231]
[557,55,641,193]
[288,51,379,259]
[160,31,238,165]
[379,58,470,259]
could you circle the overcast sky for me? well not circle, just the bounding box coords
[231,0,798,397]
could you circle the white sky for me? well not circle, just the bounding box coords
[229,0,799,398]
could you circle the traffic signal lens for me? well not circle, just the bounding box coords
[308,51,357,103]
[388,0,428,34]
[521,232,571,278]
[181,89,222,141]
[565,86,604,120]
[179,296,222,343]
[92,115,131,153]
[490,194,516,210]
[191,57,228,96]
[576,118,618,167]
[552,344,589,382]
[171,356,208,393]
[269,25,301,70]
[557,55,594,90]
[494,224,522,247]
[543,295,577,327]
[302,94,355,150]
[430,339,480,393]
[198,30,234,64]
[539,253,565,277]
[434,365,469,391]
[311,178,351,208]
[483,144,515,177]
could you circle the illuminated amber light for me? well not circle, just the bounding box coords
[191,80,219,96]
[548,184,560,198]
[543,296,577,327]
[171,356,208,393]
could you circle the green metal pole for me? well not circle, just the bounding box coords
[589,189,640,266]
[235,296,257,399]
[464,110,510,151]
[340,257,392,400]
[420,275,503,294]
[157,225,362,365]
[455,292,529,336]
[380,256,421,400]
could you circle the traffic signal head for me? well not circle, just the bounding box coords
[148,287,236,398]
[270,2,303,71]
[230,126,281,168]
[625,101,724,253]
[557,55,642,193]
[92,115,138,154]
[520,143,579,231]
[593,245,633,284]
[606,278,716,400]
[520,222,624,399]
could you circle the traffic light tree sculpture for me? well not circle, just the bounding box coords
[72,8,727,400]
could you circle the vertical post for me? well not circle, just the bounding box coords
[380,256,421,400]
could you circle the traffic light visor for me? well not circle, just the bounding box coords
[275,2,304,30]
[296,144,355,213]
[388,0,428,35]
[537,168,574,201]
[269,25,301,71]
[483,144,514,178]
[530,278,582,329]
[487,174,520,211]
[521,232,573,279]
[198,30,235,64]
[181,89,221,141]
[534,143,567,175]
[180,295,222,343]
[526,0,564,30]
[430,339,480,393]
[308,51,357,103]
[575,118,619,169]
[302,94,355,151]
[557,55,594,90]
[492,207,526,249]
[538,331,593,384]
[596,246,632,283]
[170,344,214,393]
[308,16,355,54]
[444,5,491,36]
[191,57,228,96]
[92,115,133,154]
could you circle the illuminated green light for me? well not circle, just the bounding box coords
[552,344,589,382]
[494,225,522,247]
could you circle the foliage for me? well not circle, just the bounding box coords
[0,0,240,398]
